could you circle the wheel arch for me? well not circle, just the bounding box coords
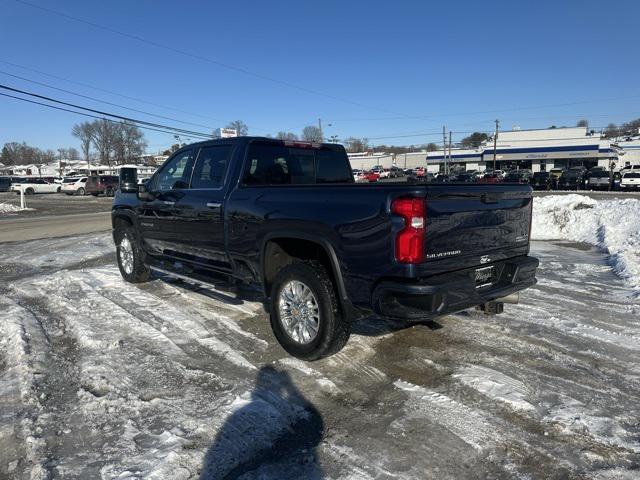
[261,233,348,306]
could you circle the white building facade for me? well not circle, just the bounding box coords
[349,127,620,173]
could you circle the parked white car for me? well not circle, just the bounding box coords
[10,178,61,195]
[61,177,88,196]
[620,171,640,190]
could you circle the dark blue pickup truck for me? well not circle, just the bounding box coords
[112,137,538,360]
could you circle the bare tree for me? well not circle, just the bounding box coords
[460,132,489,148]
[225,120,249,136]
[301,125,323,142]
[67,147,80,161]
[620,118,640,137]
[72,122,94,164]
[276,131,299,140]
[576,119,589,128]
[162,144,181,156]
[343,137,369,152]
[604,123,619,138]
[121,121,147,163]
[426,143,438,151]
[90,119,120,166]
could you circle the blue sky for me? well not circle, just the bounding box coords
[1,0,639,152]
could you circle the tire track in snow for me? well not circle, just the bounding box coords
[137,276,269,347]
[90,280,258,373]
[0,298,49,479]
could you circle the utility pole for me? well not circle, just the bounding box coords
[442,126,447,175]
[448,131,452,175]
[318,118,323,141]
[493,119,499,171]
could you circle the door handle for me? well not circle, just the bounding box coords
[162,200,175,206]
[206,202,222,209]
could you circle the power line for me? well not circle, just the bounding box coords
[0,83,213,138]
[0,92,209,138]
[326,94,640,123]
[0,58,271,132]
[0,70,222,131]
[12,0,412,118]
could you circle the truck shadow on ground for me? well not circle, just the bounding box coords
[350,315,443,337]
[199,365,325,479]
[154,272,444,338]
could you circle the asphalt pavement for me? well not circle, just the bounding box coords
[0,211,111,242]
[0,192,112,242]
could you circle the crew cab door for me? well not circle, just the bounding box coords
[137,148,195,256]
[170,144,233,272]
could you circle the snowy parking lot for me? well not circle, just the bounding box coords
[1,195,639,479]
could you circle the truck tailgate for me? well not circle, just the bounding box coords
[420,184,532,271]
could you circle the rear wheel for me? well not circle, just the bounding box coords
[270,261,350,360]
[106,187,114,197]
[114,225,150,283]
[25,187,34,195]
[76,187,85,196]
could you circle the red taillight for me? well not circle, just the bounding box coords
[391,197,425,263]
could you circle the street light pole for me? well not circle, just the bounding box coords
[493,119,499,171]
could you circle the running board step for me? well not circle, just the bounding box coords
[149,264,223,288]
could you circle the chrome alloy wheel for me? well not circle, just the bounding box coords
[278,280,320,344]
[119,235,134,275]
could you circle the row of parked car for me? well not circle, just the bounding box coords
[0,175,120,196]
[352,165,640,191]
[528,166,640,191]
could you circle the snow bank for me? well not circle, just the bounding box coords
[532,194,640,291]
[0,202,31,214]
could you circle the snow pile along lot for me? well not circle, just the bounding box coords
[0,202,31,214]
[532,194,640,291]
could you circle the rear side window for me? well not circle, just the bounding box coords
[191,145,232,189]
[624,172,640,178]
[316,149,353,183]
[243,142,352,185]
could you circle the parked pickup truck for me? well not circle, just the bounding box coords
[112,137,538,360]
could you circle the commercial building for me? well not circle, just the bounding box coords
[348,127,623,173]
[474,127,615,173]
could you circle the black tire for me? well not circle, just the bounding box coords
[77,187,85,196]
[114,224,150,283]
[106,187,114,197]
[56,186,61,193]
[269,260,350,361]
[25,188,34,195]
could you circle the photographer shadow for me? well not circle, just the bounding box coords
[199,365,325,479]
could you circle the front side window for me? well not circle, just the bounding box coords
[153,149,193,191]
[191,145,232,189]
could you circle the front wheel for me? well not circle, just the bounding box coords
[114,225,150,283]
[77,187,85,196]
[270,261,350,361]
